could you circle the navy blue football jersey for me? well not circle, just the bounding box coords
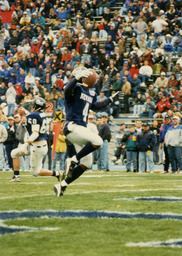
[65,84,97,127]
[26,112,48,141]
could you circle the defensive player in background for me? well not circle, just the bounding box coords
[53,67,119,196]
[11,97,61,181]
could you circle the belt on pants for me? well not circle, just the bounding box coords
[31,144,47,148]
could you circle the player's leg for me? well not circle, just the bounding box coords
[65,124,103,173]
[30,145,61,180]
[10,146,26,182]
[54,145,93,197]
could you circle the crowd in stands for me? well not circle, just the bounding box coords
[0,0,182,173]
[0,0,181,120]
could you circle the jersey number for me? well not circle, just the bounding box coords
[82,102,89,122]
[40,119,47,133]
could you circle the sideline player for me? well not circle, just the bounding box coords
[10,97,61,181]
[53,67,119,196]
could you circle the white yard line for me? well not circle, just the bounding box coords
[126,238,182,248]
[1,188,182,200]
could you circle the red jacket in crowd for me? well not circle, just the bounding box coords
[27,37,44,54]
[0,4,15,24]
[155,99,171,113]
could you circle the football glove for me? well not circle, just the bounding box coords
[72,67,92,81]
[109,91,119,102]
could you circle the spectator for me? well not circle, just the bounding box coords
[103,20,119,42]
[96,0,110,16]
[139,60,153,85]
[101,74,111,97]
[97,112,110,172]
[134,17,148,42]
[146,84,158,100]
[80,38,92,65]
[111,74,121,92]
[54,5,71,25]
[122,76,131,113]
[136,122,156,173]
[133,93,145,116]
[112,122,126,165]
[0,4,15,29]
[27,37,44,54]
[165,116,182,173]
[131,73,141,98]
[8,70,16,85]
[177,90,182,103]
[152,14,168,33]
[159,115,173,173]
[122,125,138,172]
[152,50,167,74]
[52,125,66,172]
[151,120,160,164]
[172,62,182,77]
[163,34,174,71]
[138,35,147,51]
[25,71,35,86]
[154,95,171,118]
[146,33,158,50]
[171,105,182,120]
[174,34,182,56]
[34,12,46,26]
[129,0,140,17]
[167,74,178,90]
[5,82,16,116]
[19,11,31,26]
[139,96,155,119]
[154,72,169,90]
[4,116,19,171]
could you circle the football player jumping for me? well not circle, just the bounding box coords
[53,67,119,196]
[10,97,61,181]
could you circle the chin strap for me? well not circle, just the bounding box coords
[78,82,88,88]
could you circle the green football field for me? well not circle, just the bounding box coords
[0,170,182,256]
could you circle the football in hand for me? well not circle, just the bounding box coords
[82,69,97,88]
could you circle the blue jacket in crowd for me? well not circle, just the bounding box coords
[159,121,173,143]
[136,129,156,152]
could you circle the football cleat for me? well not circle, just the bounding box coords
[9,176,21,182]
[53,183,66,197]
[62,156,78,180]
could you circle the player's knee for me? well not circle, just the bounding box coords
[92,136,103,147]
[11,148,20,159]
[81,158,93,169]
[30,168,39,177]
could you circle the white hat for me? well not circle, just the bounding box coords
[88,114,94,119]
[166,34,172,37]
[35,77,40,80]
[0,102,7,108]
[172,116,180,120]
[161,72,165,75]
[14,114,21,118]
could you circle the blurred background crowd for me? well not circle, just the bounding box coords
[0,0,182,173]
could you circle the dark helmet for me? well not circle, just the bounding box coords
[32,97,46,111]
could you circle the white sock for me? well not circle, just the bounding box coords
[72,155,78,163]
[55,171,59,176]
[61,180,68,187]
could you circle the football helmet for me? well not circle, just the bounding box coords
[32,97,46,111]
